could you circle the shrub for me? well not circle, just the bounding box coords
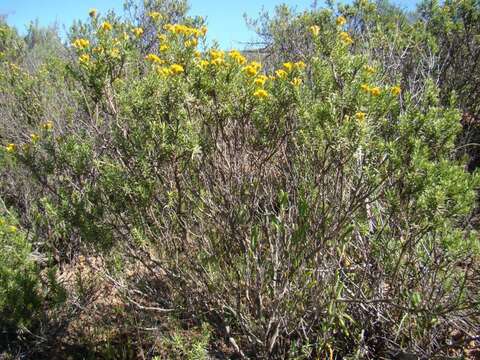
[1,1,479,358]
[0,206,41,332]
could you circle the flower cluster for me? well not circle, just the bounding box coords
[309,25,320,37]
[339,31,353,45]
[336,16,347,26]
[148,11,162,21]
[132,27,144,38]
[243,61,261,77]
[228,50,247,65]
[361,84,381,96]
[164,24,207,38]
[72,38,89,49]
[390,85,401,96]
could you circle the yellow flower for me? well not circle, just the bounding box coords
[30,133,39,143]
[336,16,347,26]
[360,84,370,93]
[7,225,17,233]
[194,50,201,58]
[5,143,16,153]
[253,89,268,99]
[198,60,210,69]
[253,75,268,87]
[309,25,320,36]
[89,8,97,18]
[211,58,225,66]
[184,38,198,47]
[355,112,367,122]
[132,27,144,38]
[169,64,184,74]
[275,69,287,78]
[79,54,90,65]
[148,11,162,21]
[72,38,89,49]
[391,85,401,96]
[42,121,53,130]
[369,87,381,96]
[339,31,353,45]
[243,62,261,77]
[210,49,225,60]
[283,62,294,72]
[156,66,172,76]
[363,65,375,74]
[93,46,104,54]
[295,61,306,70]
[291,77,302,86]
[159,44,169,52]
[101,21,112,32]
[228,50,246,65]
[158,34,167,43]
[145,54,163,64]
[200,26,208,36]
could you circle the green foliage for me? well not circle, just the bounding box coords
[0,0,479,358]
[0,209,41,329]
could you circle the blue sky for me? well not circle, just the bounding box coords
[0,0,417,49]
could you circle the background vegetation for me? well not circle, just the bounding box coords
[0,0,479,359]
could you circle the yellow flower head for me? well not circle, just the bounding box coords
[145,54,164,64]
[295,61,306,70]
[30,133,39,143]
[363,65,375,74]
[253,75,268,87]
[253,89,268,99]
[228,50,246,65]
[158,34,167,43]
[391,85,401,96]
[243,61,261,77]
[355,112,367,122]
[210,49,225,60]
[148,11,162,21]
[42,121,53,130]
[360,84,370,93]
[159,44,169,52]
[5,143,16,153]
[7,225,17,233]
[132,27,144,38]
[101,21,113,32]
[169,64,184,74]
[369,86,381,96]
[89,8,97,18]
[275,69,287,78]
[194,50,201,58]
[79,54,90,65]
[200,26,208,37]
[72,38,89,49]
[336,16,347,26]
[211,58,225,66]
[156,66,172,76]
[184,38,198,47]
[339,31,353,45]
[309,25,320,37]
[283,62,294,72]
[291,77,302,86]
[198,60,210,69]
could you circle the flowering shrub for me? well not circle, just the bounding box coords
[1,1,479,358]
